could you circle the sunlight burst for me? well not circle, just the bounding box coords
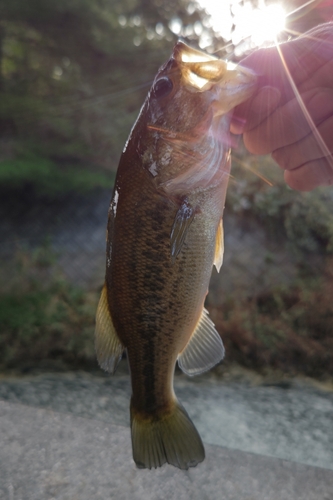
[198,0,286,50]
[245,3,286,46]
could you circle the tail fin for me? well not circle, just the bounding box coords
[130,399,205,470]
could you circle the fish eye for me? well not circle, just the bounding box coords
[152,77,173,99]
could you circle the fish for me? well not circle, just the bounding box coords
[95,40,257,470]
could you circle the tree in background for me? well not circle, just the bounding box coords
[0,0,209,187]
[0,0,328,194]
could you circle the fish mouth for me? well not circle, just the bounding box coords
[173,41,257,113]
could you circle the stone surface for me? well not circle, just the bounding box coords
[1,399,333,500]
[0,369,332,471]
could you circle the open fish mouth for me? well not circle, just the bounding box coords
[173,41,257,112]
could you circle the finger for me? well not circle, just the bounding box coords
[240,25,333,89]
[284,157,333,191]
[272,114,333,170]
[243,88,333,155]
[299,57,333,94]
[235,25,333,118]
[232,26,333,136]
[292,24,333,86]
[230,86,281,134]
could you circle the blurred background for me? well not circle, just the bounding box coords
[0,0,333,380]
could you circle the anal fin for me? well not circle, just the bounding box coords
[178,308,224,376]
[214,218,224,273]
[95,283,124,374]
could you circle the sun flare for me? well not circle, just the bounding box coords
[244,3,286,46]
[198,0,286,51]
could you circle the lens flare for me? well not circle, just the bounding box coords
[249,4,286,45]
[198,0,286,50]
[230,2,286,48]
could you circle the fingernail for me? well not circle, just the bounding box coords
[252,86,281,113]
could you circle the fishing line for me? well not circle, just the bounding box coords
[275,37,333,170]
[222,16,333,303]
[285,0,323,23]
[57,81,152,112]
[5,81,153,120]
[210,0,333,302]
[231,155,273,186]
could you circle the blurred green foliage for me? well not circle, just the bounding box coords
[228,153,333,258]
[0,246,98,371]
[0,155,113,196]
[0,0,209,196]
[211,266,333,378]
[1,244,332,377]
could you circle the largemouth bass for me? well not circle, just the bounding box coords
[95,41,256,470]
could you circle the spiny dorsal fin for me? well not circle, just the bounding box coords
[95,283,124,374]
[178,308,224,376]
[170,199,195,263]
[214,218,224,273]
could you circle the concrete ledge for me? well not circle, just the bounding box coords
[1,400,332,500]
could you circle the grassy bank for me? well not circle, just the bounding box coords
[1,154,332,377]
[0,248,98,372]
[0,246,332,378]
[210,260,333,378]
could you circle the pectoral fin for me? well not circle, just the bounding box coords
[170,199,195,263]
[95,283,124,374]
[177,308,225,376]
[214,218,224,273]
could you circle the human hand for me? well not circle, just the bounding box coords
[231,23,333,191]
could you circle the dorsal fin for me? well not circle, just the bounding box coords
[214,218,224,273]
[95,283,124,374]
[177,308,224,376]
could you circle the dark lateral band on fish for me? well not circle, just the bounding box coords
[95,39,257,470]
